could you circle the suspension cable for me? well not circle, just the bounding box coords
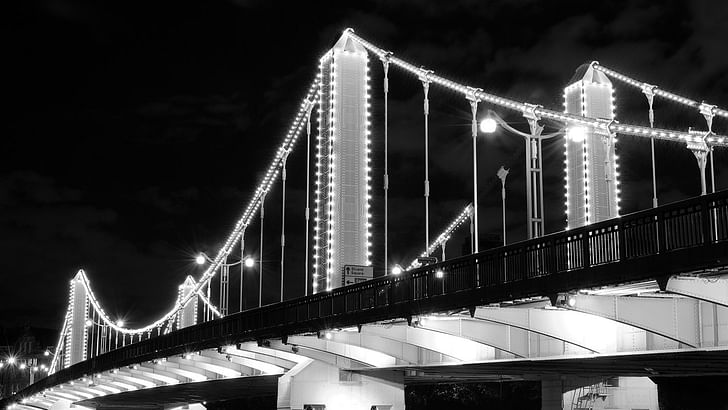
[343,30,728,147]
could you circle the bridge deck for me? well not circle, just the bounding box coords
[5,190,728,404]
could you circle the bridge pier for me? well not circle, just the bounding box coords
[279,360,404,410]
[541,376,563,410]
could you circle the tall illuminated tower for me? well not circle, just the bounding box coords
[312,33,371,293]
[564,63,620,228]
[177,276,198,329]
[65,271,88,368]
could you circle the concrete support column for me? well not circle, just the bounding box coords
[541,376,563,410]
[281,360,404,410]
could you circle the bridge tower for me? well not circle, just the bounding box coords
[177,275,198,329]
[312,32,371,293]
[64,271,89,368]
[564,63,620,228]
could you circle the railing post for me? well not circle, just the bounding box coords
[618,223,627,262]
[582,232,591,269]
[701,195,712,246]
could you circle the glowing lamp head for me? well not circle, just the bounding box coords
[391,265,403,275]
[8,357,16,364]
[435,269,444,279]
[324,332,332,340]
[195,254,206,265]
[479,117,497,133]
[244,257,255,268]
[566,295,577,308]
[116,320,124,328]
[567,126,587,142]
[19,363,26,370]
[85,319,93,327]
[44,350,50,357]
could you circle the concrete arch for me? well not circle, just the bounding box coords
[284,336,397,367]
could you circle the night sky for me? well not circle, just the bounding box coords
[3,0,727,330]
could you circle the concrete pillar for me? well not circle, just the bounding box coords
[541,376,563,410]
[66,271,89,368]
[281,360,404,410]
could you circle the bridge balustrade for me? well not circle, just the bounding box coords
[7,190,728,403]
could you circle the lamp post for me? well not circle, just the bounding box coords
[467,90,482,254]
[497,166,510,246]
[480,110,562,238]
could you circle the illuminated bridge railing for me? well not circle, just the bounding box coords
[8,190,728,402]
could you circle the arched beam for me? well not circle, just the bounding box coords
[144,360,208,382]
[205,348,286,374]
[416,317,527,358]
[330,326,460,365]
[473,307,611,353]
[666,274,728,307]
[170,354,241,378]
[118,367,180,386]
[266,339,370,369]
[286,335,397,367]
[363,323,497,362]
[563,294,702,347]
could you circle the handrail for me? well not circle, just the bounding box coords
[5,190,728,405]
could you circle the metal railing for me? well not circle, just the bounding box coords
[5,190,728,404]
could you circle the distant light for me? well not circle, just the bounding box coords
[116,320,124,328]
[32,366,38,372]
[8,357,16,364]
[479,117,497,133]
[567,295,577,307]
[324,332,332,340]
[567,126,587,142]
[435,270,444,279]
[195,254,206,265]
[391,265,403,275]
[244,257,255,268]
[0,362,4,369]
[44,351,50,357]
[85,319,93,327]
[19,363,26,370]
[185,353,192,360]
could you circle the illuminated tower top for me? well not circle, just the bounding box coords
[312,33,371,293]
[564,63,620,228]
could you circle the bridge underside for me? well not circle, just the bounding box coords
[74,375,278,409]
[352,348,728,385]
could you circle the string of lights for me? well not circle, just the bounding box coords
[591,63,728,120]
[406,204,472,270]
[45,79,320,361]
[344,30,728,147]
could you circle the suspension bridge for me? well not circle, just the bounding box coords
[2,28,727,410]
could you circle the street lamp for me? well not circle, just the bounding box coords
[391,264,403,275]
[195,254,206,265]
[244,257,255,268]
[480,110,564,239]
[497,166,510,246]
[479,117,497,133]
